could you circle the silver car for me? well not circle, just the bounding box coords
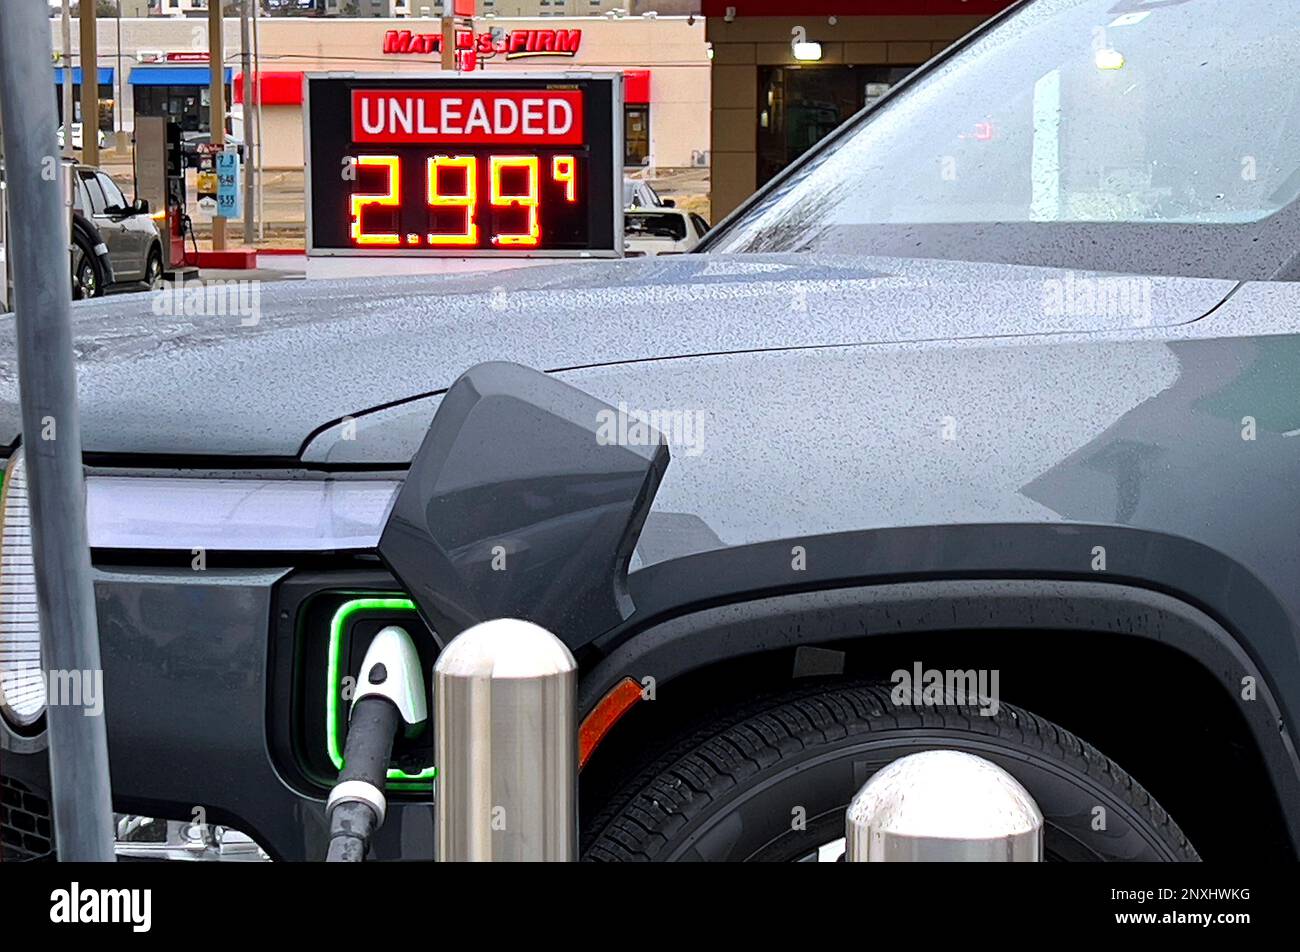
[73,165,163,295]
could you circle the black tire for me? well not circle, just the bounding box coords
[145,246,163,291]
[582,681,1199,862]
[71,233,104,300]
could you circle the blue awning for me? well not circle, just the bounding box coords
[53,67,114,85]
[129,66,233,87]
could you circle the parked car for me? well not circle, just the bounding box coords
[622,177,671,209]
[181,130,247,162]
[623,208,709,256]
[71,164,164,295]
[2,0,1299,864]
[2,158,120,301]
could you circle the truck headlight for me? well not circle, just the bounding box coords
[0,453,45,729]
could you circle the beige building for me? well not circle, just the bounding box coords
[317,1,634,16]
[55,15,709,170]
[705,1,1011,217]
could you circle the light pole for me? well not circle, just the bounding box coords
[115,1,127,151]
[208,0,226,251]
[0,0,116,863]
[240,0,255,244]
[252,0,264,241]
[60,0,74,159]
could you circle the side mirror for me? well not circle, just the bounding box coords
[132,198,150,215]
[661,198,676,207]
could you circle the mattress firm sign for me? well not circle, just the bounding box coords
[382,28,583,62]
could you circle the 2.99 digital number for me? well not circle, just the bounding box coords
[349,153,578,248]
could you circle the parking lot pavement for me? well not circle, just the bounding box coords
[195,262,306,284]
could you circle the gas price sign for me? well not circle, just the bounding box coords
[305,73,623,257]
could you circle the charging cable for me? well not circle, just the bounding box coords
[325,626,428,862]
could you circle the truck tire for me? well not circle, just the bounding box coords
[582,681,1198,862]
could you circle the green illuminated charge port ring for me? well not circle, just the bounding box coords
[326,596,437,789]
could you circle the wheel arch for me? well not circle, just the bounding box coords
[578,577,1300,860]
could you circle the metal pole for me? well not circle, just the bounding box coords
[61,0,74,159]
[440,5,454,72]
[0,0,115,862]
[0,98,11,313]
[208,1,226,251]
[434,619,577,862]
[0,92,9,310]
[845,750,1042,861]
[115,1,126,152]
[252,0,264,242]
[79,0,99,166]
[240,0,254,245]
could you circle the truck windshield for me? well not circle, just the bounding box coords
[708,0,1300,269]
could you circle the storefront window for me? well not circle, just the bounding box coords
[54,84,116,132]
[625,105,650,167]
[756,65,913,188]
[134,84,230,134]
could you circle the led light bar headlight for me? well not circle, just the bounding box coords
[0,453,46,729]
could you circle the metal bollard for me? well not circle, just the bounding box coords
[845,750,1043,861]
[434,618,577,861]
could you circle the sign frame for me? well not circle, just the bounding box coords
[304,71,624,259]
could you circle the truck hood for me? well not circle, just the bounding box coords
[0,253,1234,461]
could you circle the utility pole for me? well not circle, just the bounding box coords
[252,0,264,241]
[440,14,455,71]
[60,0,74,159]
[209,0,226,251]
[442,0,475,72]
[115,1,127,152]
[240,0,255,244]
[79,0,99,166]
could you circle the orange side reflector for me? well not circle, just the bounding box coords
[579,677,644,771]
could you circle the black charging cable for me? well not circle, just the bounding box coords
[325,626,428,862]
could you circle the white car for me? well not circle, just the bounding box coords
[623,178,670,209]
[57,123,107,152]
[623,208,710,257]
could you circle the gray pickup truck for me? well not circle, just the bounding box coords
[2,0,1298,863]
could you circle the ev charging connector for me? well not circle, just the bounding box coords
[325,626,428,862]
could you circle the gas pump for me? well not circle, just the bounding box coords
[134,115,195,277]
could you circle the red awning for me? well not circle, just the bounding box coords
[234,71,304,106]
[624,69,651,105]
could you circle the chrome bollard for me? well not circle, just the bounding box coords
[845,750,1043,861]
[434,618,577,861]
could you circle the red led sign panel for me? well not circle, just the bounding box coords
[348,153,577,248]
[307,74,620,256]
